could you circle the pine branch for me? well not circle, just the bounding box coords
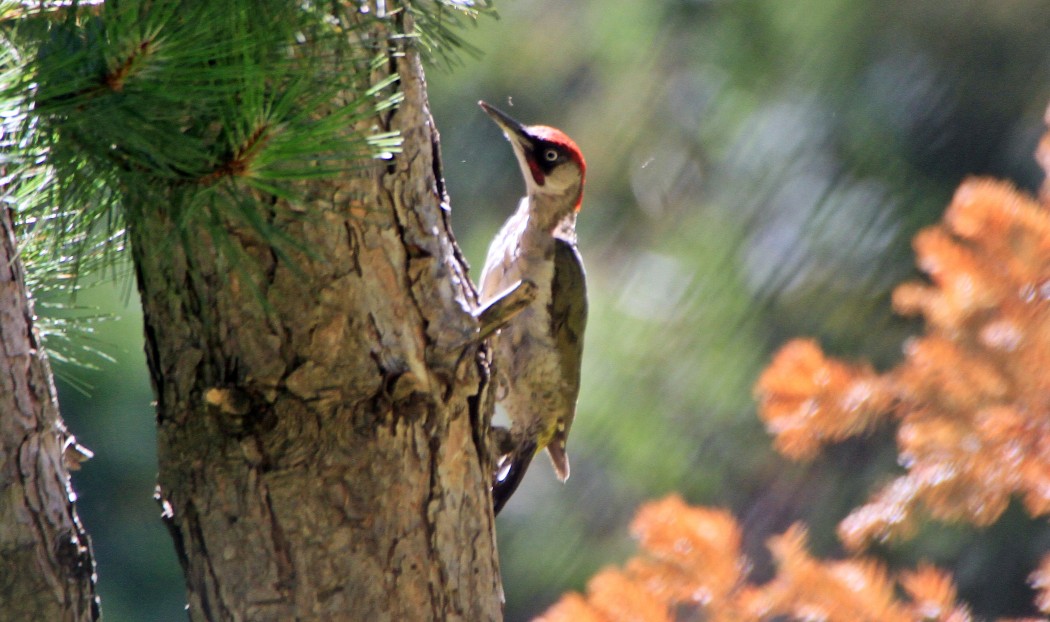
[1,0,489,371]
[402,0,497,69]
[3,2,417,276]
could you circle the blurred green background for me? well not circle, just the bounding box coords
[51,1,1050,620]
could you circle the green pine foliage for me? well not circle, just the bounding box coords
[0,0,491,373]
[6,1,395,253]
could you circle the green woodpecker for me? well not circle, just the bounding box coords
[477,101,588,514]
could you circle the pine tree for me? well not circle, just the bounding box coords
[1,1,502,619]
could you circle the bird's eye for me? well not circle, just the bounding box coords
[543,149,560,162]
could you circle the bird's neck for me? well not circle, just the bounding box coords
[520,191,578,241]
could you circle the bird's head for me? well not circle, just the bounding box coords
[480,101,586,213]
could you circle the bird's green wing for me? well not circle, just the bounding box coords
[546,238,587,480]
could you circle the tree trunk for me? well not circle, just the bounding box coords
[0,205,100,620]
[130,11,503,622]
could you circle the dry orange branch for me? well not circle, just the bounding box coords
[755,115,1050,549]
[1031,553,1050,615]
[539,496,981,622]
[542,107,1050,622]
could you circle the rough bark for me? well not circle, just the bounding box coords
[130,11,503,622]
[0,205,100,620]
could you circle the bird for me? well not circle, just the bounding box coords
[476,101,588,514]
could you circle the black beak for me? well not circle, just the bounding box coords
[479,101,531,146]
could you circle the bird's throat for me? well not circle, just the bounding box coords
[524,191,580,237]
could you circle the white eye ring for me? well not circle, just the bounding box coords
[544,149,559,162]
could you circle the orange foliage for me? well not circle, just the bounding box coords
[755,119,1050,549]
[628,493,746,605]
[539,496,746,622]
[539,496,979,622]
[900,563,970,621]
[1032,553,1050,615]
[757,339,894,460]
[744,524,913,622]
[541,109,1050,622]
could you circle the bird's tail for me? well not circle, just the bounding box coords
[492,439,537,515]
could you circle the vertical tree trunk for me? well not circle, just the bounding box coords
[131,10,503,622]
[0,205,99,620]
